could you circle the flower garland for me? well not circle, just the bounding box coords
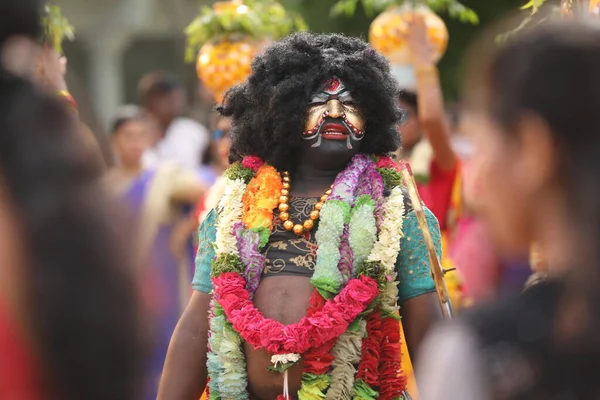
[215,178,247,255]
[242,164,282,232]
[207,154,408,399]
[213,272,379,354]
[311,154,370,299]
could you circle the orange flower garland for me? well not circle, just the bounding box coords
[242,165,283,230]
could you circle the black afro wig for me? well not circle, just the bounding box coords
[218,32,403,172]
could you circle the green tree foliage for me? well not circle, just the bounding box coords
[185,0,308,62]
[291,0,525,99]
[41,4,75,54]
[330,0,479,24]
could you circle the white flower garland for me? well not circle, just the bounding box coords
[366,186,405,275]
[215,178,246,255]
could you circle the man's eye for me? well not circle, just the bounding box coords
[343,101,355,106]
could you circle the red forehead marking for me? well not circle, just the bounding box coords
[325,77,341,93]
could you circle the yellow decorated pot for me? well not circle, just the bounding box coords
[369,4,449,64]
[196,34,268,103]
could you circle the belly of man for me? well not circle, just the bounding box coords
[244,275,314,400]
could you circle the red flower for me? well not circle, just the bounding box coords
[307,290,326,317]
[375,155,400,171]
[356,309,383,388]
[212,275,379,355]
[303,338,336,375]
[378,317,407,399]
[242,156,265,171]
[213,273,247,299]
[347,276,379,303]
[302,296,337,375]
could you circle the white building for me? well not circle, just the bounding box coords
[56,0,213,132]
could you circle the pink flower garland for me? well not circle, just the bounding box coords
[375,155,400,171]
[213,272,379,355]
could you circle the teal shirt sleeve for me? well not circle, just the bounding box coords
[192,209,218,293]
[395,207,442,303]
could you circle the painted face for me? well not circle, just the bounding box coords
[303,77,365,150]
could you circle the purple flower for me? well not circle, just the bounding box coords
[338,224,353,283]
[329,153,371,204]
[369,166,386,231]
[234,223,265,296]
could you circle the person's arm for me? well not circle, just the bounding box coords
[407,15,456,172]
[170,169,206,205]
[158,291,211,400]
[397,207,443,361]
[158,210,217,400]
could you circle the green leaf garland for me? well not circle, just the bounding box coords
[224,162,256,183]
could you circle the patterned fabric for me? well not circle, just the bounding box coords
[264,197,321,277]
[192,199,441,303]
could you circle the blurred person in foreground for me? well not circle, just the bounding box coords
[105,105,205,400]
[0,0,145,398]
[418,21,600,399]
[397,15,465,309]
[1,3,105,171]
[139,72,210,171]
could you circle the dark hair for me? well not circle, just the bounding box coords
[138,71,182,105]
[110,104,147,134]
[0,0,41,46]
[0,73,145,398]
[467,21,600,353]
[399,90,418,113]
[218,32,403,172]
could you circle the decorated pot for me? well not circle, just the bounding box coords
[196,34,264,103]
[369,4,449,64]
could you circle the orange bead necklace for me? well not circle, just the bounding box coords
[278,171,332,237]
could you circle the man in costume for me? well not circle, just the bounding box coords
[159,32,442,400]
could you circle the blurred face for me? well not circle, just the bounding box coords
[150,88,186,125]
[398,100,422,151]
[462,108,542,258]
[215,117,232,163]
[301,77,364,167]
[1,36,38,78]
[112,119,151,167]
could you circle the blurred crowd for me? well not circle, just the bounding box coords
[1,0,600,399]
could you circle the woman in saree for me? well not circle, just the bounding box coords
[105,106,205,400]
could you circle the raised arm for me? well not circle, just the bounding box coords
[408,15,456,172]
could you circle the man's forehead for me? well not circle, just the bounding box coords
[320,77,347,96]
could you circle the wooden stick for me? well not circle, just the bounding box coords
[400,162,454,320]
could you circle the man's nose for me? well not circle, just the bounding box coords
[326,99,344,118]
